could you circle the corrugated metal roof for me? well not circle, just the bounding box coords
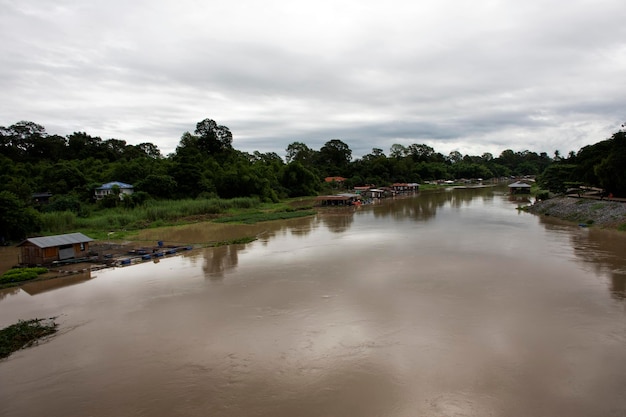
[97,181,133,190]
[508,181,531,188]
[19,233,93,248]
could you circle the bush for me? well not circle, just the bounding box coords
[535,190,550,201]
[0,267,48,284]
[0,318,58,359]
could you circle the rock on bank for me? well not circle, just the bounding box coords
[525,196,626,229]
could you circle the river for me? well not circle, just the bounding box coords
[1,187,625,417]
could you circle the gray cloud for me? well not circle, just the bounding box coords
[1,0,625,159]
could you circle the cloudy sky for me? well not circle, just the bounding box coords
[1,0,625,159]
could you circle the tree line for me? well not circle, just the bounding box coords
[1,118,624,240]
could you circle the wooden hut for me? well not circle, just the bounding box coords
[508,181,532,194]
[316,193,361,206]
[18,233,93,265]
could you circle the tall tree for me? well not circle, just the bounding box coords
[0,191,40,240]
[389,144,407,159]
[318,139,352,175]
[595,131,626,196]
[194,118,233,155]
[407,143,437,162]
[285,141,317,168]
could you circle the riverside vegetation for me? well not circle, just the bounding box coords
[1,118,625,242]
[0,318,58,359]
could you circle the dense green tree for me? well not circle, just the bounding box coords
[41,161,88,195]
[407,144,437,163]
[389,144,407,159]
[43,195,83,214]
[286,141,317,168]
[447,151,463,164]
[280,162,321,197]
[66,132,106,160]
[133,142,162,159]
[194,118,233,156]
[0,191,40,241]
[135,174,178,199]
[318,139,352,176]
[594,131,626,196]
[570,138,613,186]
[451,163,493,180]
[4,118,626,208]
[538,164,577,193]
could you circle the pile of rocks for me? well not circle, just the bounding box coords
[525,196,626,228]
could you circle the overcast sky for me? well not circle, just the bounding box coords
[1,0,625,159]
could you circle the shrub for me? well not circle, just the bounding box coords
[0,318,58,359]
[0,267,48,284]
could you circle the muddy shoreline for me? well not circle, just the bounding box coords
[524,196,626,229]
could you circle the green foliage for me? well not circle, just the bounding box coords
[3,117,626,237]
[536,190,550,201]
[135,174,178,198]
[0,267,48,284]
[318,139,352,176]
[280,162,321,197]
[39,211,77,233]
[0,318,58,359]
[594,131,626,196]
[213,209,316,224]
[538,164,577,194]
[0,191,41,240]
[44,195,83,214]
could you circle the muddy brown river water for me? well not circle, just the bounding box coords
[1,187,625,417]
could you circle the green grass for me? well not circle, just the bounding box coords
[38,197,264,235]
[0,267,48,286]
[213,209,316,224]
[209,237,258,246]
[0,318,58,359]
[35,196,319,239]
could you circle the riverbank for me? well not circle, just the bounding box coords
[524,196,626,230]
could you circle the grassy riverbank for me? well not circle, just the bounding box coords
[38,196,317,240]
[524,196,626,230]
[0,318,58,359]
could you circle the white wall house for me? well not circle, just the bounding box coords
[95,181,134,200]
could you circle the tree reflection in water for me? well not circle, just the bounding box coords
[540,217,626,301]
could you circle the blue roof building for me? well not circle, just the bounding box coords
[95,181,134,200]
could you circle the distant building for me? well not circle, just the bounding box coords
[32,192,53,206]
[95,181,134,200]
[508,181,532,194]
[391,183,420,193]
[316,193,361,206]
[18,233,93,265]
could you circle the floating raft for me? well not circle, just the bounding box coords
[116,243,194,267]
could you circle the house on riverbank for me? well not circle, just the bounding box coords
[316,193,361,206]
[94,181,134,200]
[18,233,93,265]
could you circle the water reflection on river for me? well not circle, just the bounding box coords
[1,187,625,417]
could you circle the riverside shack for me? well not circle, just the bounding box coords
[508,181,532,194]
[316,193,361,206]
[18,232,93,265]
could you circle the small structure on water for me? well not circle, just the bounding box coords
[391,183,420,193]
[18,232,93,265]
[316,193,361,206]
[508,181,532,194]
